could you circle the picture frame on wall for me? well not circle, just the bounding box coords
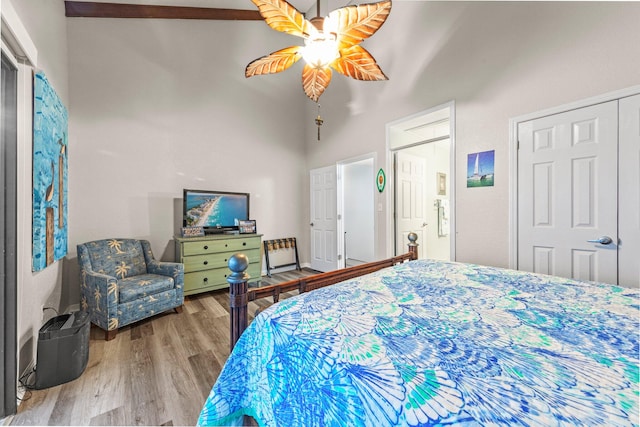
[467,150,495,188]
[238,220,257,234]
[32,71,69,271]
[437,172,447,196]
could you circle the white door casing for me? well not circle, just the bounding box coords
[518,101,618,284]
[619,94,640,287]
[395,151,427,259]
[386,102,456,261]
[310,166,338,272]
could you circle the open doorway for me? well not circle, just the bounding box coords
[338,154,375,267]
[386,102,455,260]
[310,154,377,272]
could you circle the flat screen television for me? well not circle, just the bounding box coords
[183,189,250,234]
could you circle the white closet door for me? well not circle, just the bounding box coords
[619,94,640,288]
[518,101,618,284]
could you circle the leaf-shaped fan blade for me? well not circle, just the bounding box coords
[251,0,314,38]
[331,45,388,81]
[246,46,303,77]
[302,64,332,102]
[326,0,391,50]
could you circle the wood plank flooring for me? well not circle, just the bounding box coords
[11,268,317,426]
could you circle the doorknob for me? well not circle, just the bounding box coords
[422,222,428,227]
[587,236,613,245]
[310,223,314,227]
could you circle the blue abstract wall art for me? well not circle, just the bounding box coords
[33,71,68,271]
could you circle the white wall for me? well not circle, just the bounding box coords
[66,17,309,294]
[5,0,69,375]
[432,141,451,260]
[305,1,640,267]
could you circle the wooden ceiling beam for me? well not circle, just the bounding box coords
[64,1,264,20]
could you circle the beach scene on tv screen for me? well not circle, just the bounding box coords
[185,193,247,227]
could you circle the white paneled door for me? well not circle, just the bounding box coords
[395,151,427,258]
[310,166,338,272]
[518,101,619,284]
[619,94,640,287]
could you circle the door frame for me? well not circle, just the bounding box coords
[508,85,640,269]
[1,4,37,418]
[1,46,19,422]
[385,101,456,259]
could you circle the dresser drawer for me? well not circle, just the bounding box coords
[183,248,260,273]
[184,267,229,292]
[175,234,263,296]
[184,262,262,294]
[182,236,261,256]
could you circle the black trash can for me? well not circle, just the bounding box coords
[34,311,90,389]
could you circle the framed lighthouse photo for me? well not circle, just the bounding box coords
[467,150,495,188]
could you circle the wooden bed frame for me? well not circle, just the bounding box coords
[227,234,419,351]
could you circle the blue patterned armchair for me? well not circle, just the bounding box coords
[77,238,184,340]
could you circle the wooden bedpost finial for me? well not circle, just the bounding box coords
[228,253,250,352]
[228,253,250,283]
[407,232,419,260]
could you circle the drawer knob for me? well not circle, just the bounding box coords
[203,277,208,282]
[203,261,208,265]
[243,242,246,246]
[204,245,208,250]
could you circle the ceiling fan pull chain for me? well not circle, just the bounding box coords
[315,103,323,141]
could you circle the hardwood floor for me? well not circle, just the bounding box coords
[11,268,317,426]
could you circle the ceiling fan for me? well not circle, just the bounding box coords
[246,0,391,102]
[65,0,391,103]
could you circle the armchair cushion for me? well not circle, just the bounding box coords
[84,239,147,279]
[117,289,178,327]
[118,273,175,303]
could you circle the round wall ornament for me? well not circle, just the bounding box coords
[376,168,386,192]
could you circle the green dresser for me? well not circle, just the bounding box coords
[175,234,262,295]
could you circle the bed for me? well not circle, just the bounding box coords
[198,244,639,426]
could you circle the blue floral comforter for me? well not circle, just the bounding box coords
[198,259,639,426]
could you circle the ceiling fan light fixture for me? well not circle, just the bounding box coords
[301,30,339,69]
[246,0,392,102]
